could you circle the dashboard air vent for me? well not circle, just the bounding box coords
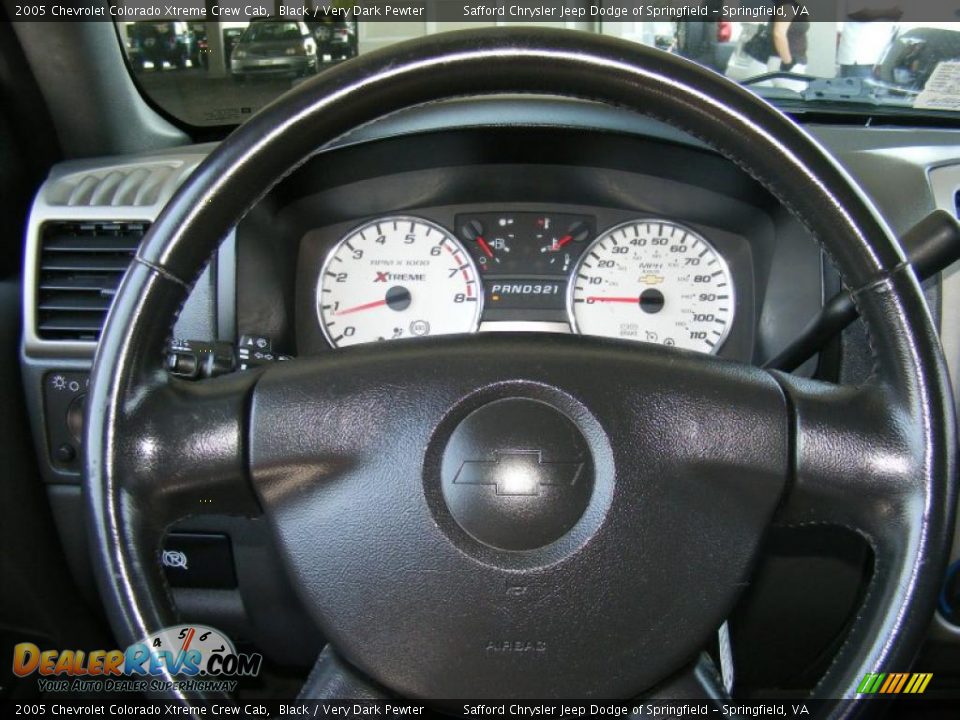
[36,221,147,342]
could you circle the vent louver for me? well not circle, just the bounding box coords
[36,221,147,342]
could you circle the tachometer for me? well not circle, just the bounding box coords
[568,220,734,353]
[317,217,482,348]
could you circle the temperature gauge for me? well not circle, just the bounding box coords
[538,219,591,273]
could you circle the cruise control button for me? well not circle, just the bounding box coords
[162,533,237,589]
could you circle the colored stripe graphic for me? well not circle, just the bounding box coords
[858,672,932,694]
[905,673,933,694]
[891,673,910,694]
[879,673,907,693]
[857,673,884,693]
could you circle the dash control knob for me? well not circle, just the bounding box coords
[66,394,86,443]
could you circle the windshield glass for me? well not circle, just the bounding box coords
[111,2,960,128]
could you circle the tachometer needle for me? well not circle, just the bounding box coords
[551,234,573,251]
[335,286,412,316]
[335,299,388,316]
[475,236,495,258]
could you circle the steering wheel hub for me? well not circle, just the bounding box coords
[239,340,788,697]
[440,398,594,552]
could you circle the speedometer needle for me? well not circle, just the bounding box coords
[335,299,388,316]
[587,296,638,303]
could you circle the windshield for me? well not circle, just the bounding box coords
[111,2,960,128]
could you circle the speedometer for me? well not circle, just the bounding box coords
[568,220,734,353]
[317,217,482,348]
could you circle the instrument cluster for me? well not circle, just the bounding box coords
[315,210,737,354]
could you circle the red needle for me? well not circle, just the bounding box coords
[587,296,639,303]
[475,236,495,258]
[551,234,573,251]
[335,298,388,316]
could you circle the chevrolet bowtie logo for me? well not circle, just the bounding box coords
[453,450,584,497]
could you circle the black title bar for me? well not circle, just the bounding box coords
[6,1,960,23]
[4,698,959,717]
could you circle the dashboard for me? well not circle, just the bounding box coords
[240,124,805,369]
[17,98,960,687]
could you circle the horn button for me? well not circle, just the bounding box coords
[441,398,594,551]
[248,346,786,698]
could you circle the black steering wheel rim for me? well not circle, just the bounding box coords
[85,27,955,710]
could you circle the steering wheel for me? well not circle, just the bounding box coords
[85,28,956,708]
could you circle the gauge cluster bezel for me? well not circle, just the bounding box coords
[239,127,817,370]
[297,200,756,362]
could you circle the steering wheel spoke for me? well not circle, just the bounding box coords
[109,371,262,531]
[299,646,391,700]
[772,373,928,543]
[645,653,729,702]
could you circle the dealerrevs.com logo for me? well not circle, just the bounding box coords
[12,624,261,693]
